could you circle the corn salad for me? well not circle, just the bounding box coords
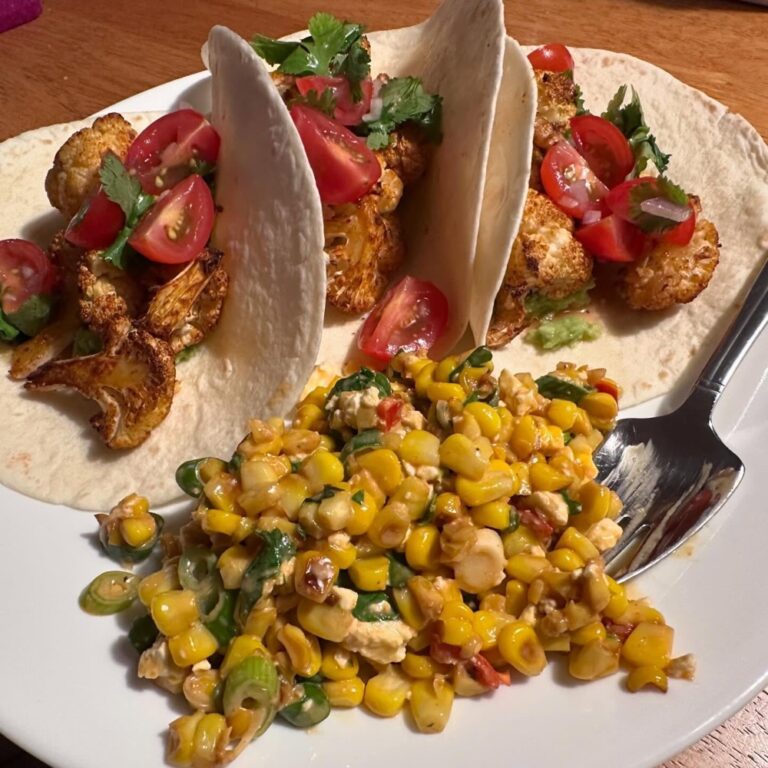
[82,347,693,768]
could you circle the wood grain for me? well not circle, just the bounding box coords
[0,0,767,766]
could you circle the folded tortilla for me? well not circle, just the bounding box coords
[474,43,768,406]
[0,34,326,511]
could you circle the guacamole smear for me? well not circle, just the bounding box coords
[525,315,602,351]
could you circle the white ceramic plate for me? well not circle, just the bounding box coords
[1,72,768,768]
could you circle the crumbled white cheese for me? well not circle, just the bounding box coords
[399,404,425,431]
[331,586,359,612]
[499,370,544,416]
[528,491,570,528]
[519,605,537,625]
[327,531,351,549]
[328,387,382,431]
[585,518,623,552]
[342,619,416,664]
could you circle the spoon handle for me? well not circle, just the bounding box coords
[694,257,768,405]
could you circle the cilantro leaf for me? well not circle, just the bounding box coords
[100,152,141,217]
[6,294,54,337]
[334,36,370,101]
[101,188,155,269]
[72,328,103,357]
[278,13,353,76]
[250,36,301,65]
[291,87,337,116]
[175,344,199,364]
[601,85,670,175]
[0,310,20,342]
[628,176,690,233]
[363,77,443,148]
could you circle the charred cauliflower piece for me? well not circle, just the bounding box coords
[533,71,578,151]
[139,249,229,354]
[379,124,431,186]
[45,113,136,219]
[324,193,405,313]
[619,198,720,310]
[25,319,176,449]
[488,189,592,348]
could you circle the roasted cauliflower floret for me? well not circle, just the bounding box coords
[378,124,430,186]
[488,189,592,348]
[533,71,578,151]
[139,249,229,354]
[45,113,136,219]
[25,318,176,449]
[324,193,405,313]
[619,198,720,310]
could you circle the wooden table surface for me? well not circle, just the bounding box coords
[0,0,767,766]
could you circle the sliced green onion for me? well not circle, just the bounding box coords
[279,682,331,728]
[98,513,164,564]
[340,429,382,463]
[534,375,593,403]
[178,547,221,614]
[202,589,238,646]
[387,553,414,588]
[222,655,279,737]
[129,613,159,653]
[79,571,139,615]
[352,592,399,622]
[449,346,492,382]
[175,458,208,497]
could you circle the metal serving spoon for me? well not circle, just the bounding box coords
[595,259,768,582]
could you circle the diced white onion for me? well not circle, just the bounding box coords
[582,209,602,225]
[639,196,690,222]
[362,96,383,123]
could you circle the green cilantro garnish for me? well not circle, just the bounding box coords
[561,490,582,516]
[351,490,365,504]
[100,153,156,269]
[0,310,20,342]
[363,77,443,149]
[175,345,199,364]
[628,176,689,233]
[602,85,670,176]
[72,328,103,357]
[291,87,337,117]
[3,294,53,338]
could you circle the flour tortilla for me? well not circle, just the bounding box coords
[0,32,326,511]
[474,44,768,406]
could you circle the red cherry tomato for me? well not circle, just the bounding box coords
[519,507,555,541]
[430,640,462,665]
[377,397,403,431]
[466,654,511,689]
[289,104,381,205]
[357,276,450,362]
[603,620,635,641]
[295,75,374,126]
[541,141,609,219]
[65,189,125,250]
[0,239,58,315]
[570,115,634,189]
[128,175,214,264]
[575,214,647,263]
[661,203,696,246]
[125,109,221,194]
[594,377,620,400]
[527,43,574,73]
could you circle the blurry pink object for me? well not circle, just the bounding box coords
[0,0,42,33]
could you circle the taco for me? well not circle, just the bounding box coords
[473,41,768,406]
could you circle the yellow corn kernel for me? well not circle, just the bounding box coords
[393,587,428,630]
[138,564,179,607]
[463,402,501,440]
[470,499,511,530]
[217,545,252,590]
[240,460,280,494]
[367,502,410,549]
[439,433,489,481]
[569,638,620,680]
[433,492,465,522]
[505,579,528,617]
[391,476,432,521]
[510,415,537,459]
[347,491,378,536]
[320,644,359,681]
[438,617,474,646]
[432,577,464,604]
[168,711,204,766]
[278,624,322,678]
[603,577,630,621]
[414,362,437,398]
[316,491,354,532]
[202,508,242,537]
[317,537,357,571]
[408,627,432,653]
[456,464,519,507]
[571,407,592,435]
[615,601,665,626]
[405,524,441,571]
[580,392,618,423]
[300,385,330,408]
[573,481,612,530]
[453,411,482,440]
[356,449,403,495]
[410,677,454,734]
[505,554,552,583]
[293,403,325,430]
[118,515,157,548]
[282,429,321,458]
[151,590,199,637]
[547,547,585,572]
[529,462,571,493]
[627,665,669,693]
[323,677,365,707]
[546,399,579,431]
[242,602,277,639]
[502,525,538,558]
[399,430,441,467]
[434,355,461,383]
[274,474,309,521]
[479,593,506,613]
[473,610,510,650]
[189,713,228,767]
[220,634,267,678]
[401,652,442,679]
[439,600,472,621]
[364,668,411,717]
[498,621,547,675]
[556,527,599,562]
[297,598,353,643]
[238,481,280,518]
[349,556,390,592]
[570,621,607,646]
[168,622,218,668]
[300,451,344,494]
[621,623,674,668]
[203,473,239,514]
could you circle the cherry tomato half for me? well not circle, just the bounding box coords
[527,43,574,72]
[289,104,381,205]
[296,75,374,126]
[540,141,609,219]
[125,109,221,194]
[357,276,449,362]
[377,397,403,431]
[466,654,511,689]
[570,115,634,189]
[65,189,125,250]
[519,508,554,541]
[0,239,58,315]
[575,214,647,263]
[661,203,696,246]
[128,175,214,264]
